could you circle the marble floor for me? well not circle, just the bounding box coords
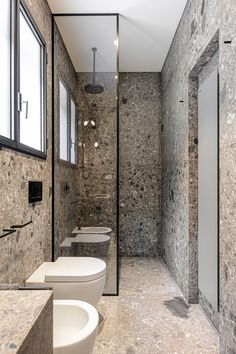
[94,258,219,354]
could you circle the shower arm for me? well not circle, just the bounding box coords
[92,47,96,84]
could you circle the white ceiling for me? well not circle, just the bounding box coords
[55,16,117,72]
[48,0,188,72]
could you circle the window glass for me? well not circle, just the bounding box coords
[0,0,11,139]
[60,80,68,161]
[19,10,43,151]
[70,99,76,164]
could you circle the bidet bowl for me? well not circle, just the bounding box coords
[72,226,112,236]
[53,299,99,354]
[80,226,112,235]
[72,233,110,258]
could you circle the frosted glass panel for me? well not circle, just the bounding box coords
[0,0,11,138]
[70,99,76,164]
[60,81,68,161]
[198,68,218,311]
[19,11,42,151]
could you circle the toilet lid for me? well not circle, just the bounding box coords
[45,257,106,283]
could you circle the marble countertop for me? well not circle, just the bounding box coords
[0,290,53,353]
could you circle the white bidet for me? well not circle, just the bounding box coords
[53,299,98,354]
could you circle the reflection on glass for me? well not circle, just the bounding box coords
[70,99,76,164]
[59,80,68,161]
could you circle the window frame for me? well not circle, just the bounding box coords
[58,77,77,167]
[0,0,47,159]
[70,96,77,165]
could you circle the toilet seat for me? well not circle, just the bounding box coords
[45,257,106,283]
[26,257,106,308]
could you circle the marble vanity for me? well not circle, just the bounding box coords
[0,289,53,353]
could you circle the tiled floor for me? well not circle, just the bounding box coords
[94,258,219,354]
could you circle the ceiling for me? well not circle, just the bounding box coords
[48,0,188,72]
[55,16,117,72]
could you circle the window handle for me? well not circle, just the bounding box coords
[17,92,28,119]
[71,139,76,151]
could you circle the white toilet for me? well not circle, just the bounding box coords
[26,257,106,308]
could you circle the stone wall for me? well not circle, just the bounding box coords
[77,73,117,233]
[119,72,162,257]
[0,0,52,285]
[161,0,236,351]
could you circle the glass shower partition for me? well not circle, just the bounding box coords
[52,14,119,295]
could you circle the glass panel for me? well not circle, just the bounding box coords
[0,0,11,139]
[54,15,118,294]
[70,99,76,164]
[59,80,68,161]
[19,10,42,151]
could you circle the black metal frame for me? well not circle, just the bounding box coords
[0,0,47,159]
[51,13,120,296]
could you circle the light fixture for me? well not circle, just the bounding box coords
[94,142,99,148]
[84,120,88,126]
[115,75,118,80]
[91,120,96,127]
[114,39,118,47]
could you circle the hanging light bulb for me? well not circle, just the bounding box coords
[94,142,99,148]
[84,120,88,126]
[91,120,96,127]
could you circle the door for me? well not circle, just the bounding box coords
[198,67,219,310]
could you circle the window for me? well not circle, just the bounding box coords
[0,1,46,157]
[0,0,11,139]
[59,80,68,161]
[59,79,77,165]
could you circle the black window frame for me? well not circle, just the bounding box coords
[59,77,77,167]
[0,0,47,159]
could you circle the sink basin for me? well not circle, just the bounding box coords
[53,299,98,354]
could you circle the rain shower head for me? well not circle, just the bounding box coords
[84,47,104,94]
[84,83,104,94]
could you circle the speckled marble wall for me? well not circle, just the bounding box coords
[0,0,52,285]
[119,73,162,257]
[161,0,236,351]
[77,73,117,233]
